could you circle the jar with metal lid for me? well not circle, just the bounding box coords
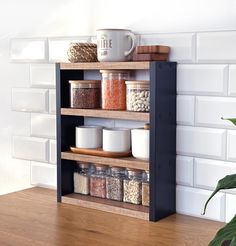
[142,170,150,206]
[74,162,93,195]
[90,165,107,198]
[125,81,150,112]
[106,167,125,201]
[69,80,101,109]
[123,168,142,204]
[100,70,129,110]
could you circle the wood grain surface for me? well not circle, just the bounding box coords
[0,187,224,246]
[132,53,169,61]
[136,45,170,54]
[61,151,149,170]
[61,108,150,121]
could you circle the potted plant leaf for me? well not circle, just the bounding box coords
[202,118,236,246]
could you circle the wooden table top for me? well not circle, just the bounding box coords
[0,187,224,246]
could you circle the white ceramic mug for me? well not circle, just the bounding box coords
[103,128,131,152]
[76,126,102,149]
[131,128,149,160]
[96,29,136,62]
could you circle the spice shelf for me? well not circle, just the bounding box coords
[56,61,176,222]
[61,108,149,121]
[62,193,149,220]
[61,151,149,170]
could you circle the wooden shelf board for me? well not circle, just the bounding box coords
[59,61,150,70]
[61,108,149,122]
[61,151,149,170]
[62,193,149,220]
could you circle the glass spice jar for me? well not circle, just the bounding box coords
[142,170,150,206]
[123,168,142,205]
[100,70,129,110]
[90,165,107,198]
[69,80,101,109]
[74,162,93,195]
[125,81,150,112]
[106,167,125,201]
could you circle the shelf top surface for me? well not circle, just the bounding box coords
[61,108,149,122]
[59,61,150,70]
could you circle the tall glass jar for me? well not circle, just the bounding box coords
[123,169,142,205]
[100,70,129,110]
[74,162,93,195]
[106,167,125,201]
[69,80,101,109]
[125,81,150,112]
[142,170,150,206]
[90,165,107,198]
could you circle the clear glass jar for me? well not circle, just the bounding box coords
[69,80,101,109]
[90,165,107,198]
[123,169,142,205]
[74,162,93,195]
[106,167,125,201]
[100,70,129,110]
[125,81,150,112]
[142,170,150,206]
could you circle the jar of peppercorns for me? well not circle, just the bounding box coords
[69,80,101,109]
[90,165,107,198]
[100,70,129,110]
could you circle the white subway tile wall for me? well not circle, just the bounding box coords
[10,30,236,222]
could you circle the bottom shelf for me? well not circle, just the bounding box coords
[62,193,149,220]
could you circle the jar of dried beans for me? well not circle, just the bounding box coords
[142,170,149,206]
[100,70,129,110]
[74,162,93,195]
[69,80,101,109]
[126,81,150,112]
[90,165,107,198]
[106,167,125,201]
[123,168,142,205]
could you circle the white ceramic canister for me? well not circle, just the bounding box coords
[76,126,102,149]
[131,128,149,160]
[96,29,136,62]
[103,128,131,152]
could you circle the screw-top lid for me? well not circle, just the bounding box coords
[144,123,150,130]
[78,162,90,169]
[125,80,149,89]
[69,80,101,88]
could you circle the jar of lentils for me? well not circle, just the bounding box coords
[74,162,93,195]
[90,165,107,198]
[69,80,101,109]
[125,81,150,112]
[123,168,142,205]
[100,70,129,110]
[142,170,150,206]
[106,167,125,201]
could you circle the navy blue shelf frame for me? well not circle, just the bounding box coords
[56,61,177,222]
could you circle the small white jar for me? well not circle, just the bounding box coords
[103,128,131,152]
[76,126,102,149]
[131,128,149,160]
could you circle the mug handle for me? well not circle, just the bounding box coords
[124,31,136,57]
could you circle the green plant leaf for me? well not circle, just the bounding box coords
[230,236,236,246]
[208,215,236,246]
[221,117,236,126]
[202,174,236,215]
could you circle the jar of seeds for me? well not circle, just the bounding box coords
[69,80,101,109]
[123,168,142,205]
[142,170,150,206]
[74,162,93,195]
[125,81,150,112]
[106,167,125,201]
[90,165,107,198]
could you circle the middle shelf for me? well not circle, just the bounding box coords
[61,151,149,170]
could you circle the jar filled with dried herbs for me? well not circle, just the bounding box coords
[90,165,107,198]
[106,167,125,201]
[74,162,93,195]
[69,80,101,109]
[142,170,149,206]
[123,169,142,205]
